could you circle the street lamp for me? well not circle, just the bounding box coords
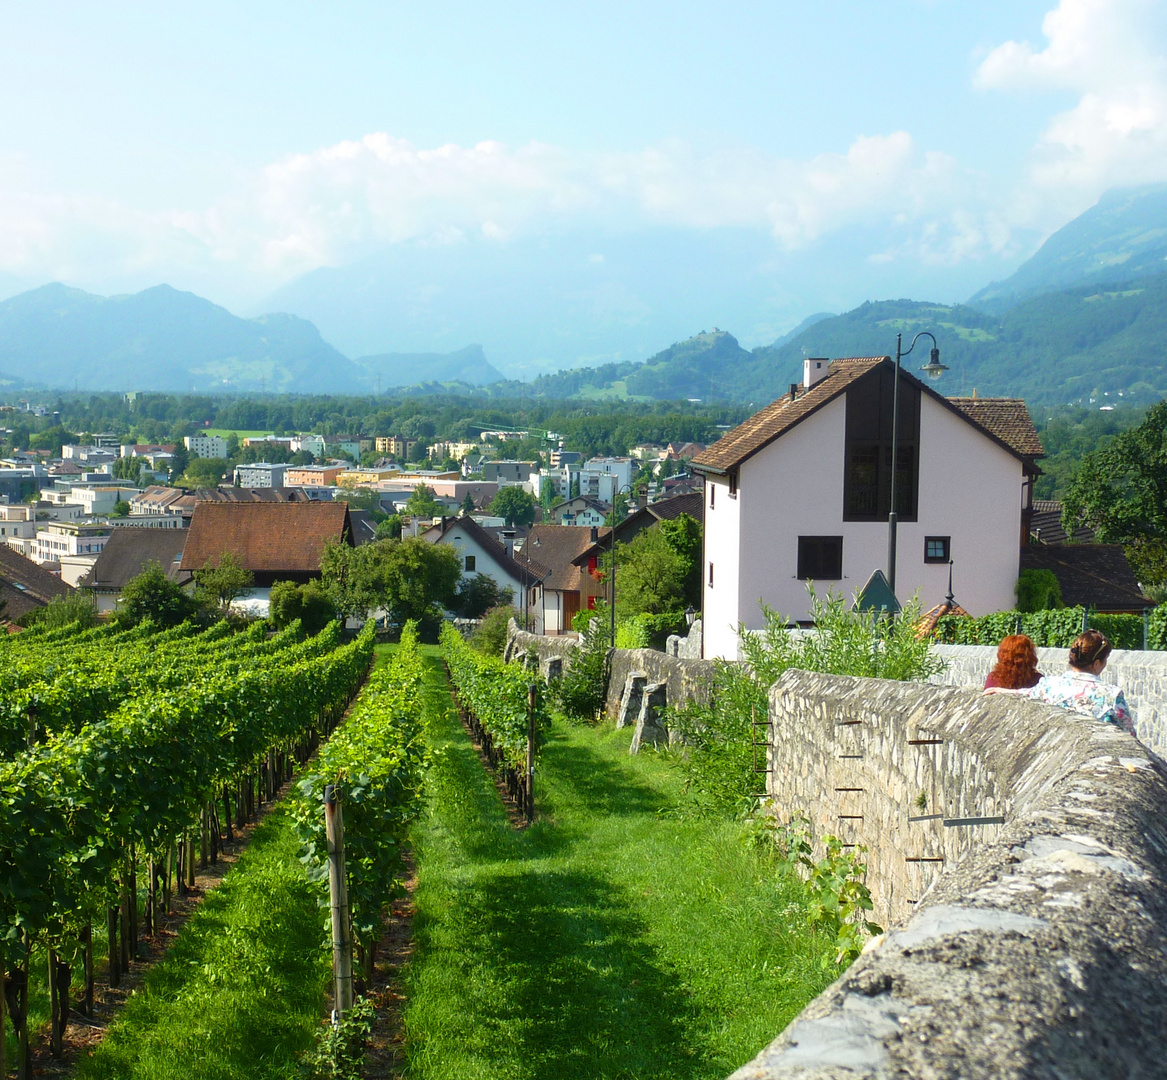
[608,482,636,647]
[887,332,946,597]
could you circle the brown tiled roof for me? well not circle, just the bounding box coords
[948,398,1044,458]
[1020,545,1149,612]
[80,528,189,590]
[0,547,75,621]
[428,516,551,584]
[692,357,1043,474]
[645,490,704,525]
[916,599,971,639]
[180,502,352,574]
[525,524,611,592]
[691,358,884,474]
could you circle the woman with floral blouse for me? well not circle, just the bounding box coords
[1027,629,1134,734]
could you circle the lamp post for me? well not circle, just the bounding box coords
[608,482,636,647]
[887,332,947,597]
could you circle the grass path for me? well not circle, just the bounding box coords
[404,648,836,1080]
[74,802,328,1080]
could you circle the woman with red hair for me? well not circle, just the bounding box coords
[984,634,1042,691]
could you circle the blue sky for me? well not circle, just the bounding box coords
[3,0,1166,363]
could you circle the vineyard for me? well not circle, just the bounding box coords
[0,615,424,1078]
[2,618,837,1080]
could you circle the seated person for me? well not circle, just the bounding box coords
[984,633,1042,692]
[1027,630,1134,734]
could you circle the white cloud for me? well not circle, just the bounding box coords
[977,0,1167,191]
[0,130,1023,294]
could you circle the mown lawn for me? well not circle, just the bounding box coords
[75,803,328,1080]
[404,647,836,1080]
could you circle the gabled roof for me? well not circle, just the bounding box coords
[946,398,1045,458]
[180,502,352,574]
[80,528,189,590]
[525,523,611,592]
[574,490,706,563]
[1020,544,1149,612]
[0,547,75,620]
[692,357,1043,475]
[427,515,551,584]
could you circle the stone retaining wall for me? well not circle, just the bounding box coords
[503,621,579,676]
[930,643,1167,759]
[732,669,1167,1080]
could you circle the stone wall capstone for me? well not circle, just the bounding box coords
[604,647,717,726]
[732,668,1167,1080]
[929,643,1167,759]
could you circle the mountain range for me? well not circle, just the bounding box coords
[3,183,1167,405]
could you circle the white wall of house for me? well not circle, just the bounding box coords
[703,393,1025,660]
[433,523,522,602]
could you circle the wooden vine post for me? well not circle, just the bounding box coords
[526,683,537,823]
[324,784,354,1017]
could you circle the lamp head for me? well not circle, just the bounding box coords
[684,605,696,627]
[920,346,948,380]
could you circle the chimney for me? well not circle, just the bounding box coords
[590,526,598,542]
[501,528,516,558]
[789,383,800,400]
[804,358,829,388]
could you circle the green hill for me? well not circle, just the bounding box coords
[970,184,1167,313]
[497,272,1167,407]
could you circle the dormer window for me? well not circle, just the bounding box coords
[843,367,920,522]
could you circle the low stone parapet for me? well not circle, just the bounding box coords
[732,668,1167,1079]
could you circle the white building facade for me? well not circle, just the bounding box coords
[693,357,1042,661]
[184,434,229,459]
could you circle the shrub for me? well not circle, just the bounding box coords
[471,604,520,656]
[270,580,337,636]
[18,591,98,630]
[554,622,610,723]
[669,588,943,816]
[1015,568,1062,612]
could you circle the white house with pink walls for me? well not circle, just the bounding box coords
[691,357,1043,661]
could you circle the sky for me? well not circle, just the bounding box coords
[3,0,1167,361]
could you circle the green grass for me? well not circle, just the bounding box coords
[75,804,328,1080]
[404,648,836,1080]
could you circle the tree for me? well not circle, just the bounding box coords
[460,493,476,515]
[375,515,404,540]
[319,537,461,638]
[269,579,336,635]
[193,552,254,612]
[168,443,189,483]
[340,487,388,523]
[182,457,227,488]
[490,487,536,528]
[110,500,131,518]
[1062,399,1167,583]
[113,456,144,483]
[612,527,687,616]
[19,592,98,630]
[405,484,445,519]
[605,491,631,526]
[658,512,703,608]
[455,573,515,619]
[118,560,198,626]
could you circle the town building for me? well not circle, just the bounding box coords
[234,462,289,488]
[375,435,418,458]
[285,464,347,487]
[483,460,538,484]
[0,503,36,542]
[692,356,1044,660]
[0,547,77,624]
[548,496,608,527]
[422,516,549,614]
[184,434,230,459]
[578,457,635,504]
[523,524,611,635]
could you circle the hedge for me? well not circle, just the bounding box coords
[933,605,1167,651]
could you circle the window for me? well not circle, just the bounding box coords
[924,536,950,563]
[464,555,476,571]
[709,483,715,509]
[708,561,714,587]
[797,536,843,580]
[728,471,738,497]
[843,369,920,522]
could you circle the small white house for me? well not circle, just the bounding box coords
[691,356,1043,660]
[421,516,547,611]
[185,434,229,459]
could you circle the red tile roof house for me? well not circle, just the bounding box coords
[179,502,354,614]
[523,524,612,634]
[691,356,1044,660]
